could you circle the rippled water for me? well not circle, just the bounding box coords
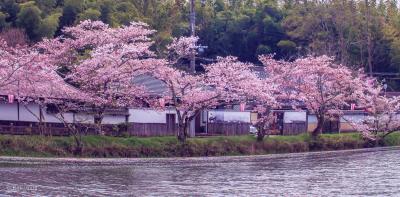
[0,147,399,196]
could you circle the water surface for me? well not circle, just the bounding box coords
[0,147,399,196]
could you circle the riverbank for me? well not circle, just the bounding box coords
[0,133,399,158]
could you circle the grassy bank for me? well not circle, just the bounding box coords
[0,133,399,158]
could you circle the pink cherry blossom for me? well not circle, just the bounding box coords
[349,86,400,140]
[38,20,164,133]
[261,55,372,137]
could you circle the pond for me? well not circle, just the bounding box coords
[0,147,399,196]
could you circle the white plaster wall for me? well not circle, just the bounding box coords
[43,112,61,123]
[129,109,165,123]
[208,111,251,123]
[129,109,176,123]
[340,115,366,123]
[19,103,40,122]
[44,112,74,123]
[224,112,251,123]
[284,111,307,123]
[102,115,126,124]
[75,113,94,124]
[64,113,75,123]
[308,115,317,123]
[0,103,18,121]
[208,111,224,122]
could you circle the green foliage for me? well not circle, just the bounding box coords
[383,132,400,146]
[0,11,7,30]
[256,44,271,56]
[78,8,100,22]
[16,2,42,41]
[0,0,20,24]
[277,40,296,58]
[58,0,83,30]
[113,2,138,25]
[197,1,287,62]
[99,0,114,26]
[34,0,56,13]
[1,0,400,86]
[37,12,61,38]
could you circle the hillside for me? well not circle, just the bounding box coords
[1,0,400,88]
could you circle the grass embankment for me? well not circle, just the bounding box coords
[0,133,399,158]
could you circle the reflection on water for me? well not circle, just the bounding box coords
[0,147,399,196]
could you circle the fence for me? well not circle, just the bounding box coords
[0,120,179,137]
[0,120,254,137]
[127,123,176,137]
[207,122,250,136]
[282,121,307,135]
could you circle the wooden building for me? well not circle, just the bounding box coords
[205,110,251,136]
[307,110,368,133]
[126,108,178,137]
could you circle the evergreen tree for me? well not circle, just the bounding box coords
[16,2,42,41]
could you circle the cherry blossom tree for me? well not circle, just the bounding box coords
[0,38,39,91]
[349,84,400,141]
[0,35,89,140]
[38,20,164,134]
[152,36,261,142]
[236,55,308,141]
[206,56,279,141]
[154,58,262,142]
[249,82,279,141]
[261,55,370,138]
[49,100,95,155]
[19,67,92,154]
[17,72,90,154]
[153,66,219,142]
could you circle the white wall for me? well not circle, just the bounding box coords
[308,115,317,123]
[208,111,251,123]
[43,112,74,123]
[224,112,251,123]
[19,103,40,122]
[340,114,366,123]
[208,111,224,122]
[128,109,176,123]
[43,112,61,123]
[284,111,307,123]
[102,115,126,124]
[75,113,94,124]
[0,103,18,121]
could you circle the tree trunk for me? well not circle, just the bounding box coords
[177,126,185,142]
[39,107,48,135]
[73,134,83,155]
[257,129,266,142]
[313,115,325,138]
[177,121,189,143]
[95,112,104,135]
[177,127,188,143]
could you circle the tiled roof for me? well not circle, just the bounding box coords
[132,74,169,96]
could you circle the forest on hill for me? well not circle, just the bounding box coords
[1,0,400,88]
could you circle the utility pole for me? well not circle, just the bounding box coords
[190,0,196,73]
[383,79,388,97]
[365,0,373,76]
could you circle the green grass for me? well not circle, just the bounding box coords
[383,132,400,146]
[0,132,399,158]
